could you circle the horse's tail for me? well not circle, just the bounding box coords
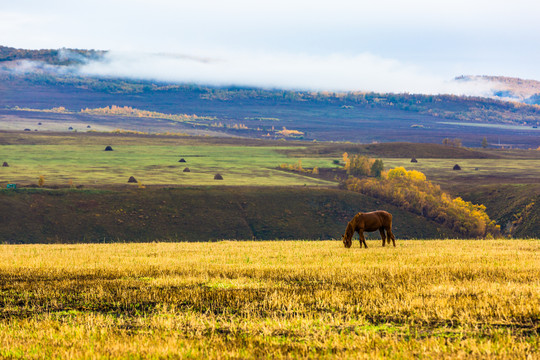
[384,212,396,245]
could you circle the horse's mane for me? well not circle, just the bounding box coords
[344,221,355,241]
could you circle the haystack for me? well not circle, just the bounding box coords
[105,146,114,151]
[214,173,224,180]
[410,158,418,163]
[453,164,461,170]
[183,167,191,172]
[179,158,186,163]
[128,176,137,183]
[2,162,8,167]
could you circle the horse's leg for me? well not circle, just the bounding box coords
[379,228,386,246]
[386,227,396,247]
[359,232,368,248]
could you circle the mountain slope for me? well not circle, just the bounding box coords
[1,46,540,148]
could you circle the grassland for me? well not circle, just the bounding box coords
[2,132,538,189]
[1,131,539,239]
[0,240,538,358]
[0,143,335,187]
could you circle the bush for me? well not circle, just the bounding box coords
[344,167,500,238]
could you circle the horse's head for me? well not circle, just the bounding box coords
[342,233,352,248]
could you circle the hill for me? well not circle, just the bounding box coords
[0,187,459,243]
[1,46,540,148]
[456,75,540,104]
[0,45,105,66]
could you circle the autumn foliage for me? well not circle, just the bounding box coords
[344,166,500,238]
[81,105,215,123]
[343,153,385,178]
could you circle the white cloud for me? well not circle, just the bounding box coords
[79,50,493,95]
[2,0,540,88]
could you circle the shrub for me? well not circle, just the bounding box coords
[344,167,500,238]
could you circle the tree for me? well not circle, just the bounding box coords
[370,159,384,178]
[481,137,488,148]
[342,152,350,171]
[387,167,407,179]
[442,138,462,147]
[38,175,45,187]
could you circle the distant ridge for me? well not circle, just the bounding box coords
[1,45,540,147]
[456,75,540,104]
[0,45,106,66]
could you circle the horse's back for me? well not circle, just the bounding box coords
[376,210,392,226]
[357,210,392,230]
[378,210,392,224]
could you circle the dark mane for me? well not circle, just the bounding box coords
[344,221,355,240]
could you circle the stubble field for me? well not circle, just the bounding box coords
[0,239,538,358]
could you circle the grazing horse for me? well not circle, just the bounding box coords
[342,211,395,248]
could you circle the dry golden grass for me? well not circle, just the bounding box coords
[0,240,539,359]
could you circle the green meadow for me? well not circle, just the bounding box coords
[6,142,538,189]
[0,144,336,187]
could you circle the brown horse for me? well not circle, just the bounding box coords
[342,211,395,248]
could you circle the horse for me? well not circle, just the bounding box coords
[342,211,395,248]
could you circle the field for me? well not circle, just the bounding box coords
[0,240,539,358]
[0,143,335,187]
[1,131,540,241]
[2,132,539,189]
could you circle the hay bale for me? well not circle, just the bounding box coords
[453,164,461,170]
[104,146,114,151]
[2,162,8,167]
[214,173,224,180]
[183,167,191,172]
[179,158,186,163]
[410,158,418,163]
[128,176,137,183]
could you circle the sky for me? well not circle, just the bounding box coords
[1,0,540,93]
